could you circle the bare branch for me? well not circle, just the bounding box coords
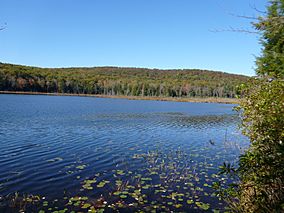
[211,2,262,35]
[216,1,262,21]
[249,3,267,15]
[0,22,7,31]
[228,12,259,20]
[210,26,260,34]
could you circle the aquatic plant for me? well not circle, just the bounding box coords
[0,144,242,212]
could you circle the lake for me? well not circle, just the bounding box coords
[0,94,248,212]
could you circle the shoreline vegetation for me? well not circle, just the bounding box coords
[0,91,240,104]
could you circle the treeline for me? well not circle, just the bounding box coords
[0,63,249,98]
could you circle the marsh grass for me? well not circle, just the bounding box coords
[0,91,240,104]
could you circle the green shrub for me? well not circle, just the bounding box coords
[235,79,284,212]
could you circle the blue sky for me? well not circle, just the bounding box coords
[0,0,267,76]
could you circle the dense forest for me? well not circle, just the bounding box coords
[0,63,249,98]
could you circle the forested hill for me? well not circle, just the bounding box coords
[0,63,249,98]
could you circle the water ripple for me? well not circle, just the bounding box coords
[0,94,248,200]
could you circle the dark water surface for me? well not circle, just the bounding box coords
[0,94,248,212]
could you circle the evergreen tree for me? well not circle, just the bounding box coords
[255,0,284,78]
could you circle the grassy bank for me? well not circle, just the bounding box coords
[0,91,239,104]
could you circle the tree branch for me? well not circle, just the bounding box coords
[228,12,259,20]
[210,26,260,34]
[249,3,267,15]
[0,23,7,31]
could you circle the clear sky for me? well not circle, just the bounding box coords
[0,0,267,76]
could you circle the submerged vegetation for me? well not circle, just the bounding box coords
[0,95,246,212]
[0,146,241,212]
[0,63,249,99]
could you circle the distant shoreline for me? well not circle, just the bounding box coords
[0,91,240,104]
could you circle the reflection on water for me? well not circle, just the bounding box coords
[0,95,248,212]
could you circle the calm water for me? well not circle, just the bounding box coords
[0,94,248,212]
